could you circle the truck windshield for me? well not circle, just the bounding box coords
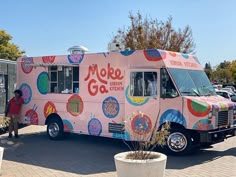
[168,68,216,96]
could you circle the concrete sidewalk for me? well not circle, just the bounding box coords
[0,125,236,177]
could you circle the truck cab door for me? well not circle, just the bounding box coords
[124,69,160,140]
[159,68,186,128]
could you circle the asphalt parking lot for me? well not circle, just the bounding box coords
[0,125,235,177]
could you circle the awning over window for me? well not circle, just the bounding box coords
[23,63,79,67]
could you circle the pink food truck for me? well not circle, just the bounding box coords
[17,49,236,155]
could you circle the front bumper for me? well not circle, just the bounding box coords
[198,126,236,144]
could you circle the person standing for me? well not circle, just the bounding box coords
[7,90,24,138]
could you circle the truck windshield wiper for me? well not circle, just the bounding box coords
[191,88,200,96]
[181,91,199,96]
[199,86,215,96]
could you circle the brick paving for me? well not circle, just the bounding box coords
[0,125,235,177]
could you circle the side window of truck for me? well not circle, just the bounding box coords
[161,68,178,98]
[130,72,157,97]
[48,66,79,94]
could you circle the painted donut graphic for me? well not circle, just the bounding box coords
[19,83,32,104]
[120,50,135,56]
[169,52,177,57]
[25,109,38,125]
[88,118,102,136]
[192,119,214,130]
[68,54,84,64]
[42,56,55,63]
[102,96,119,118]
[37,72,48,95]
[181,54,189,59]
[160,109,187,127]
[66,95,84,116]
[125,86,149,106]
[44,101,57,118]
[21,57,34,74]
[187,99,211,117]
[131,114,152,135]
[144,49,166,61]
[63,119,74,132]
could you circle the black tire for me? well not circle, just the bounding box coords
[165,128,194,155]
[47,118,64,140]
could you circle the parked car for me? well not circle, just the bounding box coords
[212,84,222,90]
[216,90,236,102]
[224,85,236,93]
[221,87,235,93]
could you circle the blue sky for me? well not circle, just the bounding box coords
[1,0,236,66]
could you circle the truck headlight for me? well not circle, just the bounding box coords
[233,110,236,115]
[208,112,213,119]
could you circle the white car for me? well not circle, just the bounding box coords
[212,84,222,90]
[216,90,236,102]
[224,86,236,92]
[222,87,235,93]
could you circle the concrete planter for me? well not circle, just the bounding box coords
[114,151,167,177]
[0,147,4,174]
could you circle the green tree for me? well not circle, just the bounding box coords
[111,12,195,53]
[213,61,232,83]
[0,30,25,60]
[204,62,213,80]
[230,60,236,82]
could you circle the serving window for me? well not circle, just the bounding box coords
[48,66,79,94]
[130,71,157,97]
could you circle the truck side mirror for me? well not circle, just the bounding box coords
[231,96,236,102]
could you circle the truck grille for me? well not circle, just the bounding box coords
[216,111,230,127]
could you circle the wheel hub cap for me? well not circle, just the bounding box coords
[167,132,187,152]
[48,123,60,138]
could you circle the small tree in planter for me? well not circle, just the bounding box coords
[0,116,10,133]
[114,111,170,177]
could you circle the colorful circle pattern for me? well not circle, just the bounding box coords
[66,95,84,116]
[25,109,38,125]
[219,103,227,111]
[160,109,187,127]
[37,72,48,95]
[42,56,56,63]
[125,86,149,106]
[44,101,57,118]
[192,119,214,130]
[181,54,189,59]
[131,114,152,135]
[144,49,166,61]
[102,96,119,118]
[120,50,135,56]
[19,83,32,104]
[68,54,84,64]
[187,99,211,117]
[21,57,34,74]
[63,119,74,132]
[169,52,177,57]
[88,118,102,136]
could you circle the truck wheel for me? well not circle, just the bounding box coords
[165,128,193,155]
[47,119,63,140]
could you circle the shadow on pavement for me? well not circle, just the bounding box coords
[0,132,235,175]
[166,146,236,169]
